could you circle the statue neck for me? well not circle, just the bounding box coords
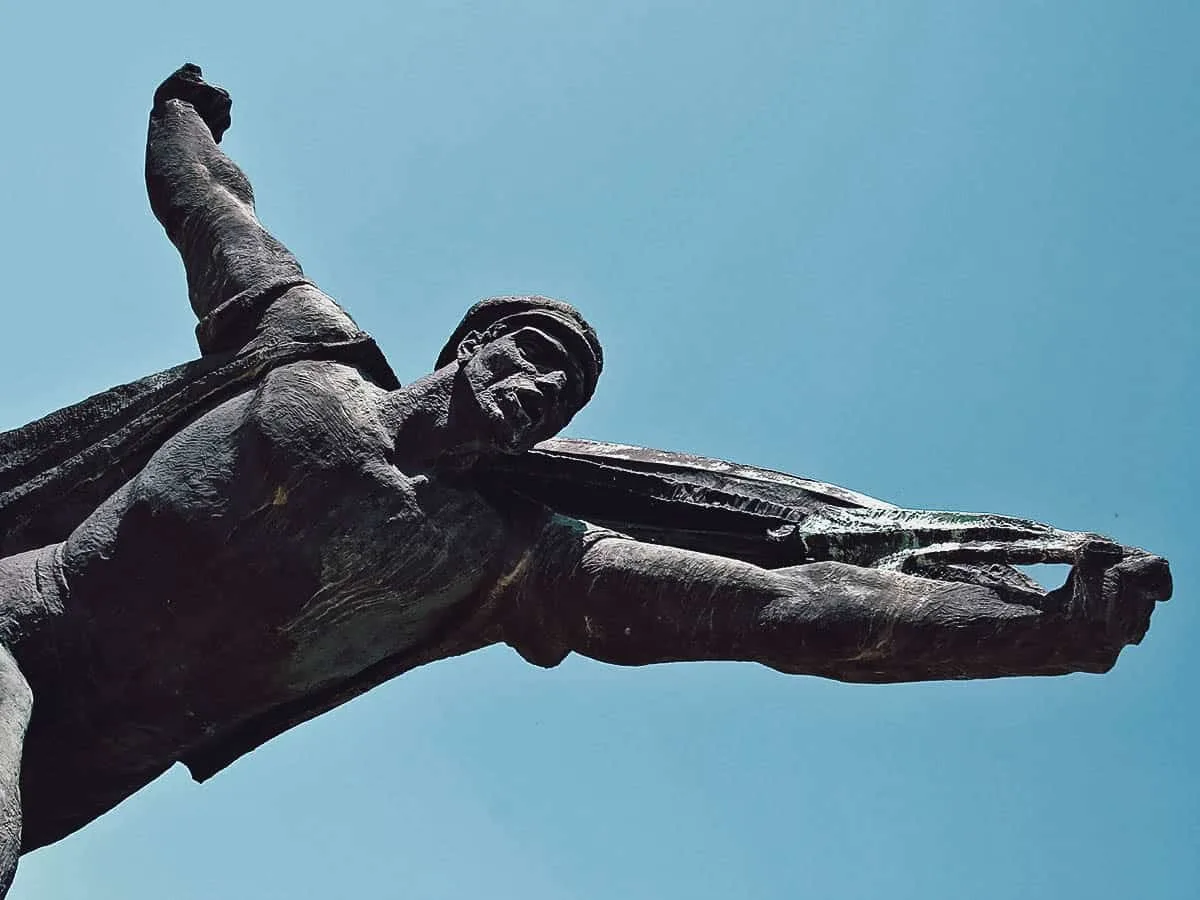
[380,364,493,468]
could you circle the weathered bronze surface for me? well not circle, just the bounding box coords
[0,65,1171,896]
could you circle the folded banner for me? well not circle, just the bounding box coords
[484,437,1144,605]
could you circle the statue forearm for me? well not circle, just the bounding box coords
[507,519,1161,683]
[146,68,303,321]
[146,100,251,236]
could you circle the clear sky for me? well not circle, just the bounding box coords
[1,2,1196,898]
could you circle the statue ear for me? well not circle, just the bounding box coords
[456,323,511,363]
[456,330,485,363]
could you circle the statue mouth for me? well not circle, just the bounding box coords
[513,386,546,424]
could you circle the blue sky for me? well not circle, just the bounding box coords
[1,2,1196,898]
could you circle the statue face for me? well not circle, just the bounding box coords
[459,325,585,452]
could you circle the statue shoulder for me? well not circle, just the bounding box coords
[245,359,395,469]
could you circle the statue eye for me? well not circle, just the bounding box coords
[513,329,565,372]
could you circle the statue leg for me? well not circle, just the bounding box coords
[0,645,31,897]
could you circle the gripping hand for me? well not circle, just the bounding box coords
[152,63,232,143]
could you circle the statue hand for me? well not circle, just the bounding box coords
[871,534,1170,653]
[152,63,232,143]
[1060,542,1172,647]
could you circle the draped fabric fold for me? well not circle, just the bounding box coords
[0,335,398,558]
[480,437,1127,603]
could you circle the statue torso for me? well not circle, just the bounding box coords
[13,359,527,850]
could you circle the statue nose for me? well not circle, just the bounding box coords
[536,371,567,398]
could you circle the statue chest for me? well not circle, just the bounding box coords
[271,469,512,690]
[18,470,514,851]
[25,374,519,770]
[79,465,510,698]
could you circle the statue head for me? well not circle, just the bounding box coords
[437,296,603,453]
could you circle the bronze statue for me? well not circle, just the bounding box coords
[0,65,1171,896]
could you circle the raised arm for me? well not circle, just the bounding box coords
[500,517,1170,683]
[145,64,305,322]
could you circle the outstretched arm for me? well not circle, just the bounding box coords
[501,517,1170,683]
[146,64,305,321]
